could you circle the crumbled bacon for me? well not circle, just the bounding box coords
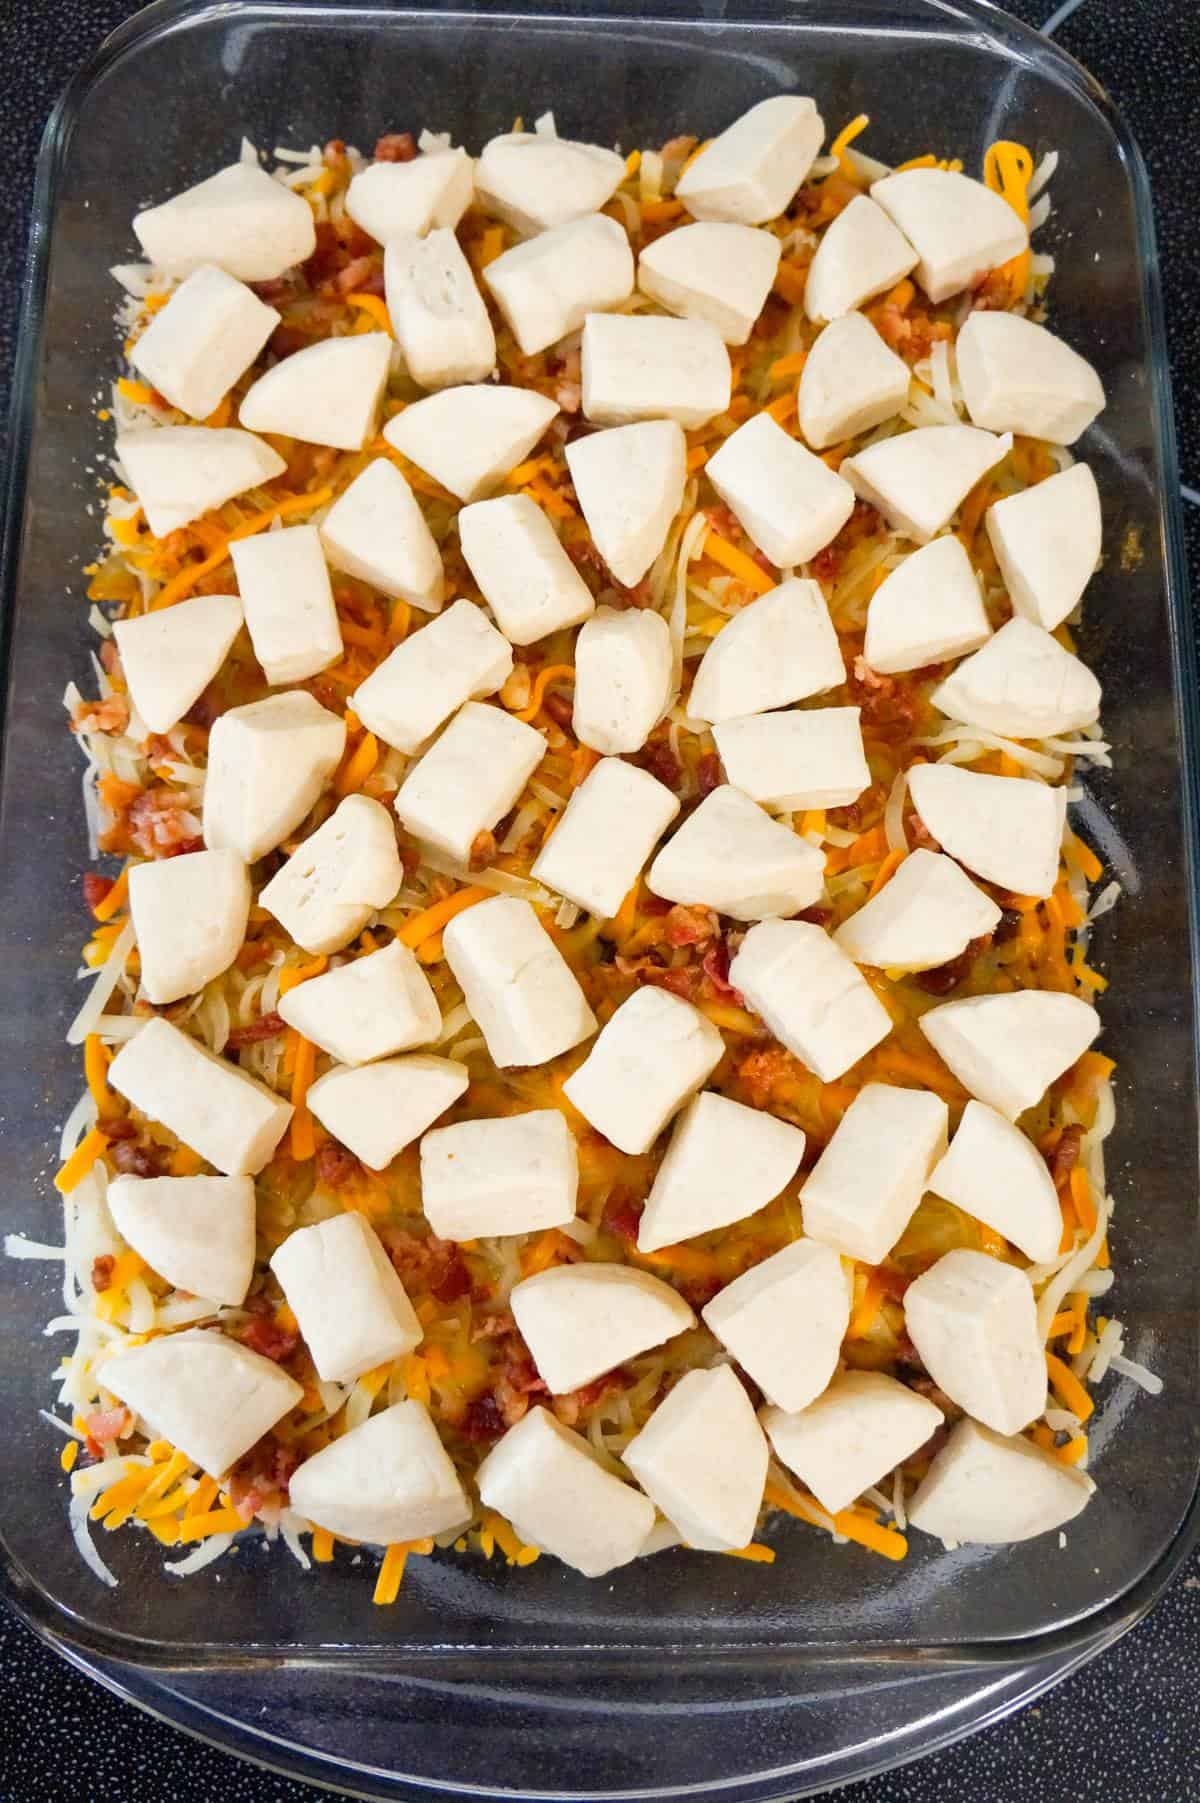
[794,903,833,928]
[228,1432,300,1521]
[111,1137,168,1178]
[469,829,498,872]
[315,1140,360,1188]
[225,1011,286,1049]
[603,1193,644,1245]
[82,872,114,913]
[182,688,220,730]
[83,1406,132,1445]
[640,964,699,1000]
[334,255,384,295]
[1048,1123,1085,1190]
[126,786,204,859]
[374,132,417,162]
[383,1229,472,1304]
[91,1255,116,1293]
[637,741,682,792]
[459,1394,505,1442]
[471,1310,516,1342]
[704,502,742,542]
[907,811,940,852]
[238,1315,299,1365]
[73,694,129,737]
[542,690,575,729]
[555,379,582,414]
[913,934,990,997]
[552,1368,625,1426]
[737,1045,803,1110]
[701,936,743,1003]
[664,904,717,948]
[696,751,722,797]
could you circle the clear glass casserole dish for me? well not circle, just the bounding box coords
[1,0,1196,1794]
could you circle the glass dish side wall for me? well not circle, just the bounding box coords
[1,0,1195,1671]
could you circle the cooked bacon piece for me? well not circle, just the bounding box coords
[701,936,744,1003]
[460,1394,505,1442]
[82,872,115,913]
[127,786,204,859]
[696,751,722,797]
[637,741,682,793]
[73,694,129,737]
[664,904,717,948]
[334,255,384,296]
[542,690,575,729]
[603,1193,644,1246]
[238,1315,299,1365]
[552,1368,625,1427]
[1047,1123,1085,1190]
[469,829,498,872]
[383,1229,472,1304]
[91,1255,116,1293]
[83,1406,132,1445]
[471,1311,516,1343]
[374,132,417,162]
[913,934,991,997]
[225,1011,286,1049]
[111,1137,168,1178]
[639,964,699,1001]
[315,1140,360,1187]
[228,1432,300,1522]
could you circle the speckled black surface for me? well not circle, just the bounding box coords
[1,2,1198,1799]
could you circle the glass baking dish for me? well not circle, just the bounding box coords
[2,0,1196,1793]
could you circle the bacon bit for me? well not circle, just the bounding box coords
[603,1193,645,1247]
[641,964,699,1000]
[83,1406,132,1445]
[73,693,130,736]
[913,934,990,996]
[795,903,834,928]
[535,689,572,730]
[555,378,582,414]
[430,1247,473,1305]
[127,786,204,858]
[471,1311,516,1343]
[239,1315,299,1365]
[696,751,722,797]
[315,1140,360,1188]
[91,1254,116,1293]
[664,904,717,948]
[701,936,744,1002]
[111,1137,168,1177]
[553,1369,625,1427]
[227,1433,300,1520]
[1047,1123,1085,1190]
[335,255,384,296]
[468,829,499,872]
[460,1395,505,1442]
[224,1010,286,1049]
[82,872,115,912]
[737,1044,803,1110]
[637,741,682,792]
[374,132,417,161]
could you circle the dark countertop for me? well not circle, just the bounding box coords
[1,2,1197,1798]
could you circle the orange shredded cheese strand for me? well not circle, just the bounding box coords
[398,885,490,949]
[116,377,155,405]
[1057,1435,1088,1466]
[335,730,379,796]
[91,867,130,921]
[640,198,684,224]
[60,1440,79,1473]
[867,848,905,898]
[345,292,392,334]
[373,1542,409,1604]
[513,663,576,723]
[768,350,808,382]
[177,1507,247,1542]
[848,1268,884,1339]
[312,1527,335,1562]
[290,1035,318,1161]
[702,528,774,594]
[685,444,708,472]
[1069,1166,1098,1234]
[1046,1351,1095,1423]
[84,1034,112,1111]
[278,954,328,996]
[829,113,870,174]
[724,1542,776,1564]
[55,1128,109,1194]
